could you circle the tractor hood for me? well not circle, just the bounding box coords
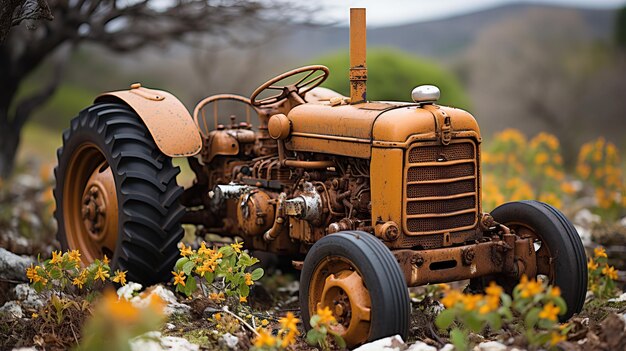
[284,101,480,158]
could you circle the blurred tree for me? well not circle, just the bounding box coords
[0,0,52,42]
[615,6,626,49]
[465,8,622,166]
[314,48,471,110]
[0,0,299,178]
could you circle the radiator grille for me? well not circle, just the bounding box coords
[404,140,479,235]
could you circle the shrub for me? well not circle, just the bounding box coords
[313,48,471,110]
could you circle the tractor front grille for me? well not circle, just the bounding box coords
[403,140,479,235]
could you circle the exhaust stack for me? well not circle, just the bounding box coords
[349,8,367,104]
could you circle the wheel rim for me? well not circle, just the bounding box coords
[63,142,119,263]
[309,256,372,347]
[508,222,554,282]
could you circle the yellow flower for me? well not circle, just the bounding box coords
[549,286,561,297]
[602,265,618,280]
[441,290,463,308]
[316,306,336,325]
[103,255,110,266]
[461,294,483,311]
[112,270,127,286]
[214,313,222,321]
[32,313,39,318]
[180,243,193,257]
[239,296,248,303]
[518,275,543,298]
[95,266,110,282]
[244,273,254,286]
[549,331,566,346]
[279,312,300,332]
[172,271,186,287]
[198,242,216,256]
[539,302,560,321]
[253,329,276,348]
[231,240,243,254]
[588,257,599,270]
[26,264,38,283]
[485,281,503,297]
[68,249,81,264]
[50,250,62,265]
[102,290,141,324]
[594,247,607,259]
[281,329,298,348]
[72,275,86,289]
[438,283,451,291]
[261,319,269,326]
[210,292,225,303]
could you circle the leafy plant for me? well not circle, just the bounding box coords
[436,278,570,350]
[26,249,127,294]
[587,246,619,299]
[252,312,300,350]
[306,306,346,350]
[171,240,264,301]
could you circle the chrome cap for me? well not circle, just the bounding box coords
[411,85,440,104]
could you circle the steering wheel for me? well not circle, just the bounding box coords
[193,94,259,137]
[250,65,330,107]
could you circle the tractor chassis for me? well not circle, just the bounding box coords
[393,230,539,287]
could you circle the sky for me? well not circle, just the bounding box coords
[315,0,626,27]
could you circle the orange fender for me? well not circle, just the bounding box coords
[95,83,202,157]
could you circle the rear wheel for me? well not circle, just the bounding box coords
[54,103,185,285]
[300,231,410,348]
[470,201,587,320]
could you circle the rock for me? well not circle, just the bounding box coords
[118,282,143,300]
[130,331,199,351]
[130,285,191,315]
[439,344,455,351]
[574,224,592,247]
[406,341,437,351]
[0,248,34,282]
[574,209,601,227]
[13,283,44,309]
[221,333,239,349]
[0,301,23,319]
[353,335,406,351]
[609,292,626,303]
[165,323,176,330]
[474,341,507,351]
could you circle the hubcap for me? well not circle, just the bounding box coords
[63,143,119,263]
[310,257,372,347]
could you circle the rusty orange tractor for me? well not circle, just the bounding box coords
[53,8,587,347]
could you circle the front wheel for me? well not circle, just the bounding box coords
[474,201,587,320]
[54,103,185,285]
[299,231,410,348]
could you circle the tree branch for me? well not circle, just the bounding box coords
[12,44,72,130]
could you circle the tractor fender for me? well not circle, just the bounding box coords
[95,83,202,157]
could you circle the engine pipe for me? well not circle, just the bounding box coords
[264,193,287,241]
[349,8,367,104]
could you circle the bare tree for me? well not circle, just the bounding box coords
[0,0,299,178]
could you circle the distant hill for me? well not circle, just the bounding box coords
[277,3,616,60]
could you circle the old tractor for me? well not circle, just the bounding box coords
[53,8,587,347]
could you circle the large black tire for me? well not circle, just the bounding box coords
[300,231,410,348]
[54,102,185,285]
[490,201,587,320]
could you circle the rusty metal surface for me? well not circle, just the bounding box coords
[193,94,257,136]
[394,236,537,287]
[402,139,479,236]
[349,8,367,104]
[96,84,201,157]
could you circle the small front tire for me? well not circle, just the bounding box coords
[299,231,410,348]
